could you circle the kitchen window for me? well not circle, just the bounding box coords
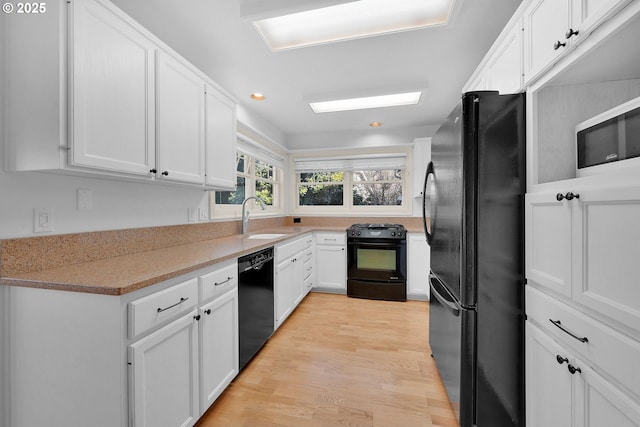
[211,137,284,218]
[293,152,410,214]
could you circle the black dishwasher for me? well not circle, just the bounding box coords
[238,246,275,370]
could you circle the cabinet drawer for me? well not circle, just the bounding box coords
[315,233,346,245]
[304,258,313,281]
[526,286,640,398]
[303,247,313,264]
[199,260,237,303]
[276,237,306,261]
[303,234,314,247]
[128,278,198,339]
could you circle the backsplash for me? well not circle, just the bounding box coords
[285,216,423,229]
[0,217,287,276]
[0,216,421,276]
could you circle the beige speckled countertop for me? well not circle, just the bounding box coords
[0,226,336,295]
[0,220,425,296]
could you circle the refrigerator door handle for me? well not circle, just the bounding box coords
[422,161,436,245]
[429,274,461,317]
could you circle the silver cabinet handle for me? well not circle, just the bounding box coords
[215,276,233,286]
[157,297,188,313]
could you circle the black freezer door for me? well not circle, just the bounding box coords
[474,92,526,427]
[426,91,526,427]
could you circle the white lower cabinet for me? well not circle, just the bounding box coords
[275,235,310,328]
[3,259,241,427]
[526,322,572,427]
[526,321,640,427]
[407,233,430,300]
[315,232,347,292]
[199,288,239,411]
[129,310,200,427]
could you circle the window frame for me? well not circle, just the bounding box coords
[210,150,285,220]
[291,149,413,216]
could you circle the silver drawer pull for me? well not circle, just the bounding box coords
[157,297,188,313]
[324,238,337,241]
[549,319,589,343]
[215,276,233,286]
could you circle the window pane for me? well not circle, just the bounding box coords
[215,176,246,204]
[255,160,274,180]
[299,171,344,183]
[353,169,402,182]
[299,184,343,206]
[255,180,273,205]
[353,182,403,206]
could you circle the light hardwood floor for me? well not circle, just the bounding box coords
[196,292,458,427]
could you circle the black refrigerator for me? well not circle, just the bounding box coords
[422,91,526,427]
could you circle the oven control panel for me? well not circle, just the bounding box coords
[347,224,405,239]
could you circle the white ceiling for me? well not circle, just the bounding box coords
[110,0,522,149]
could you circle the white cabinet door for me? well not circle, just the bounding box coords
[316,245,346,290]
[571,0,631,42]
[407,233,430,299]
[575,357,640,427]
[523,0,571,82]
[486,22,523,94]
[275,258,294,328]
[526,322,573,427]
[527,322,640,427]
[70,0,156,175]
[205,86,236,190]
[571,185,640,333]
[129,310,199,427]
[525,191,573,297]
[156,51,205,184]
[199,288,238,412]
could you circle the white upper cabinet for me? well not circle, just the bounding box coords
[155,51,206,184]
[523,0,630,84]
[205,86,237,190]
[523,0,571,83]
[485,22,524,94]
[70,0,156,175]
[463,9,524,94]
[3,0,237,189]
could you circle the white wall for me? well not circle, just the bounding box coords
[0,169,211,239]
[286,125,437,151]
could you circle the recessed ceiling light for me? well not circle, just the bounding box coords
[250,93,266,101]
[253,0,456,51]
[369,122,383,127]
[309,92,422,113]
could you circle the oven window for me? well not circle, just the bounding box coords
[357,248,396,271]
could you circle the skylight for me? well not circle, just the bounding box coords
[309,92,422,113]
[253,0,456,51]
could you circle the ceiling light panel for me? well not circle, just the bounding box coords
[309,92,422,113]
[254,0,456,51]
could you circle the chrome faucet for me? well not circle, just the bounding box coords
[241,196,267,234]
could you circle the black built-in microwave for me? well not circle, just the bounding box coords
[576,96,640,177]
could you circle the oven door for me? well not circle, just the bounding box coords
[347,239,407,282]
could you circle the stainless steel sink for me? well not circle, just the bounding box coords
[246,233,287,240]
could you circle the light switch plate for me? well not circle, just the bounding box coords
[33,208,53,233]
[188,208,197,223]
[77,189,93,210]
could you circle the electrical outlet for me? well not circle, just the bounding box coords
[33,208,53,233]
[198,207,209,221]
